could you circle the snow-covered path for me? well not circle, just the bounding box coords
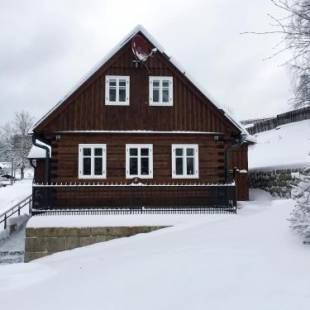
[0,198,310,310]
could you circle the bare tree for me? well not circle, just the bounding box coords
[245,1,310,108]
[273,0,310,107]
[0,111,34,179]
[13,111,34,179]
[272,0,310,107]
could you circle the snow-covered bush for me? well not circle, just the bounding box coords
[290,169,310,240]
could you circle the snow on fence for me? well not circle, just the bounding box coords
[0,195,32,231]
[243,106,310,135]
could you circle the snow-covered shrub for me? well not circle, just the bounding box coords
[290,169,310,240]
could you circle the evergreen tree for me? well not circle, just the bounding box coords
[290,168,310,241]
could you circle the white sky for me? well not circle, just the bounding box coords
[0,0,293,125]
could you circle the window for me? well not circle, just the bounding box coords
[172,144,199,179]
[105,75,130,105]
[78,144,106,179]
[126,144,153,179]
[149,76,173,106]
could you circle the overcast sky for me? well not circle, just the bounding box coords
[0,0,293,126]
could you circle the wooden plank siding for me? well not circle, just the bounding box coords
[229,144,249,200]
[50,133,225,184]
[32,29,250,206]
[34,37,239,136]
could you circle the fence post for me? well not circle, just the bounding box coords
[29,198,32,215]
[4,213,7,229]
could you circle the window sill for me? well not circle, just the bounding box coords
[149,103,173,106]
[105,102,130,106]
[78,176,107,179]
[126,176,153,179]
[172,175,199,179]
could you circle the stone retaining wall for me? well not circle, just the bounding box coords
[25,225,167,262]
[249,169,301,198]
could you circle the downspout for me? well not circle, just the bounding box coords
[32,134,50,184]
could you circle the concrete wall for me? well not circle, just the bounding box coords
[25,225,167,262]
[249,169,301,198]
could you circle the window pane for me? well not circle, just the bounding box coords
[141,148,149,156]
[95,148,102,156]
[162,89,169,102]
[175,148,183,156]
[94,158,102,175]
[129,157,138,175]
[153,81,160,87]
[141,158,149,175]
[83,157,91,175]
[187,157,194,175]
[162,80,169,88]
[130,148,138,156]
[153,88,159,102]
[119,88,126,102]
[186,148,194,156]
[119,80,126,87]
[83,148,91,156]
[176,158,183,175]
[109,88,116,101]
[109,79,116,87]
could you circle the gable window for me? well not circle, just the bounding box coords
[78,144,106,179]
[172,144,199,179]
[126,144,153,179]
[149,76,173,106]
[105,75,130,105]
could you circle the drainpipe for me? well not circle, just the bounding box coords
[32,134,50,184]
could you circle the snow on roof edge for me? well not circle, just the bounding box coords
[30,25,248,137]
[28,142,51,159]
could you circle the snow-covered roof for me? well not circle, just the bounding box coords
[31,25,249,138]
[28,142,51,159]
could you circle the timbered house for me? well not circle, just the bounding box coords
[29,25,252,211]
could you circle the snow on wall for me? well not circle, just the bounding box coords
[249,119,310,171]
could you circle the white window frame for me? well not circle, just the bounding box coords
[78,144,107,179]
[171,144,199,179]
[149,76,173,106]
[126,144,153,179]
[105,75,130,106]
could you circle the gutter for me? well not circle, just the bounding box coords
[31,134,50,184]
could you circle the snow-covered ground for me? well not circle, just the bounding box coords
[0,194,309,310]
[0,178,32,214]
[249,119,310,170]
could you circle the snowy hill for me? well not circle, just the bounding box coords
[0,196,310,310]
[249,119,310,170]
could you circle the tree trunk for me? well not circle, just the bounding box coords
[20,166,24,180]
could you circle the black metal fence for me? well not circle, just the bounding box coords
[32,184,237,214]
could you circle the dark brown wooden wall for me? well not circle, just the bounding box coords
[34,160,45,183]
[34,34,240,136]
[33,30,250,201]
[50,133,225,184]
[229,144,249,200]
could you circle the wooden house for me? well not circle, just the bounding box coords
[29,25,252,211]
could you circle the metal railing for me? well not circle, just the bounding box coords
[32,184,237,214]
[0,195,32,230]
